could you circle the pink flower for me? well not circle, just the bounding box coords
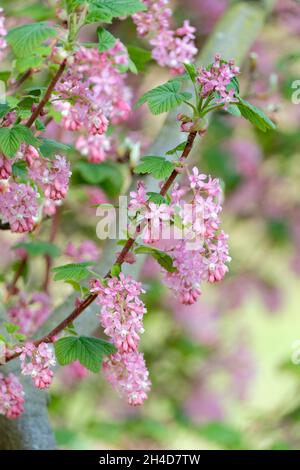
[0,154,12,179]
[0,8,7,60]
[92,273,146,353]
[8,292,51,336]
[29,154,71,201]
[65,240,100,263]
[189,167,207,189]
[0,373,25,419]
[103,351,151,406]
[0,182,39,233]
[197,54,239,107]
[18,342,56,389]
[76,134,111,163]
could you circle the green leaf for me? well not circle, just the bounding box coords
[7,22,56,58]
[237,98,276,132]
[14,241,61,258]
[0,103,11,119]
[166,141,187,155]
[52,262,96,282]
[12,160,28,179]
[146,192,167,205]
[226,104,241,117]
[135,80,192,115]
[184,63,197,83]
[97,27,117,52]
[15,55,44,73]
[87,0,146,23]
[75,161,123,196]
[35,118,46,131]
[134,245,176,272]
[54,336,116,373]
[127,45,152,72]
[14,333,27,342]
[0,124,39,157]
[39,138,72,158]
[3,322,20,334]
[134,156,174,179]
[111,264,121,277]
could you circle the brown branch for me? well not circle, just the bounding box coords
[4,132,197,363]
[5,256,28,301]
[25,60,67,129]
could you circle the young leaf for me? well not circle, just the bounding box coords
[134,156,174,179]
[226,104,241,117]
[184,63,197,83]
[54,336,116,373]
[237,98,276,132]
[14,241,61,258]
[52,262,96,282]
[134,246,176,272]
[111,264,121,277]
[146,192,168,205]
[7,22,56,58]
[97,27,117,52]
[166,141,187,155]
[0,125,39,157]
[3,322,20,334]
[135,80,192,115]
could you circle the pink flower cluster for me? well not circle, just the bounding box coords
[0,154,12,179]
[163,170,230,304]
[92,273,146,353]
[133,0,197,74]
[0,372,25,419]
[103,351,151,406]
[0,8,7,60]
[18,342,56,389]
[8,292,51,336]
[197,54,240,107]
[28,153,71,201]
[54,43,131,163]
[0,182,39,233]
[91,273,151,405]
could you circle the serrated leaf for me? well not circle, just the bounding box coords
[52,262,95,282]
[0,103,11,119]
[3,322,20,334]
[14,241,61,258]
[7,22,56,58]
[237,98,276,132]
[15,55,44,73]
[87,0,146,23]
[0,125,39,157]
[166,141,187,155]
[134,245,176,272]
[146,192,167,205]
[97,27,117,52]
[134,156,174,179]
[135,80,192,115]
[54,336,116,373]
[39,138,72,157]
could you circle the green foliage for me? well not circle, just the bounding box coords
[134,156,175,179]
[75,161,123,196]
[183,63,197,83]
[97,27,117,52]
[0,125,39,157]
[0,103,11,119]
[12,160,28,179]
[110,264,121,277]
[39,138,72,158]
[52,262,96,282]
[136,80,192,115]
[199,422,244,449]
[237,98,276,132]
[146,192,168,205]
[7,22,56,57]
[134,245,176,272]
[166,141,187,155]
[14,240,61,258]
[54,336,116,373]
[127,45,152,72]
[86,0,146,24]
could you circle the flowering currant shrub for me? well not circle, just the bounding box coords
[0,0,275,420]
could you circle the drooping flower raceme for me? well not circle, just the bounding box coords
[91,273,147,353]
[133,0,197,74]
[8,292,51,336]
[0,182,39,233]
[103,351,151,406]
[0,373,25,419]
[18,342,56,389]
[28,154,71,201]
